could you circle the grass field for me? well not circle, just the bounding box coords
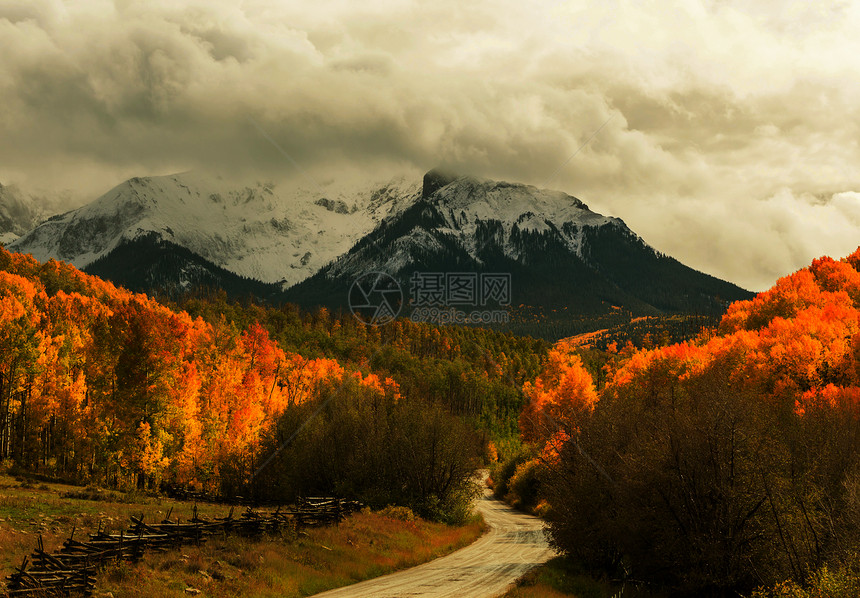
[0,474,484,597]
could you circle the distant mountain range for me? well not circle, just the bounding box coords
[5,170,754,339]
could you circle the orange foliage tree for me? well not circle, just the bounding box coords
[519,347,597,452]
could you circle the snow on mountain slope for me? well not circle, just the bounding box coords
[8,168,633,293]
[428,174,621,258]
[0,182,50,243]
[324,171,627,279]
[8,172,420,286]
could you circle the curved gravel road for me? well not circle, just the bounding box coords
[313,486,555,598]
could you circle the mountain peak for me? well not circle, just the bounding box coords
[422,168,461,199]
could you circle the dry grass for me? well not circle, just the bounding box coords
[0,475,485,597]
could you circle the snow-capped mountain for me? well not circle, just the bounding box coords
[8,172,420,287]
[0,182,50,245]
[285,170,753,332]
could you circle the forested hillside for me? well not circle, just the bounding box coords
[175,292,547,440]
[0,247,546,518]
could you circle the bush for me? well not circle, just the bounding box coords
[420,480,483,526]
[378,505,416,522]
[62,485,151,503]
[505,458,543,512]
[490,445,533,501]
[753,564,860,598]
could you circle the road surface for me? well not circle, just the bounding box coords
[313,486,555,598]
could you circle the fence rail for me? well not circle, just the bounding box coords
[4,498,362,597]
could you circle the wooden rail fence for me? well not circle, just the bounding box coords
[4,498,362,597]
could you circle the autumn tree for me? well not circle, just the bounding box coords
[519,347,597,450]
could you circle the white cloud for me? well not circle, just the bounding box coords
[831,192,860,224]
[1,0,860,290]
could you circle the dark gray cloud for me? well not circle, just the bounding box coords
[1,0,859,290]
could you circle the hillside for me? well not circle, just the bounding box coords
[8,172,418,287]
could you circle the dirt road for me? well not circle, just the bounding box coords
[313,486,555,598]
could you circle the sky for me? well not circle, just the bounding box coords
[1,0,860,291]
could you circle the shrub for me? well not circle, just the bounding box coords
[420,480,483,526]
[490,445,534,501]
[62,485,151,504]
[753,564,860,598]
[505,458,543,512]
[378,505,416,522]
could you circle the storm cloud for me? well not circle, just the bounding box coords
[1,0,859,290]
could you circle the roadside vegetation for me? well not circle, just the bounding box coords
[0,473,484,597]
[252,377,483,524]
[94,509,483,598]
[495,248,860,597]
[501,557,667,598]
